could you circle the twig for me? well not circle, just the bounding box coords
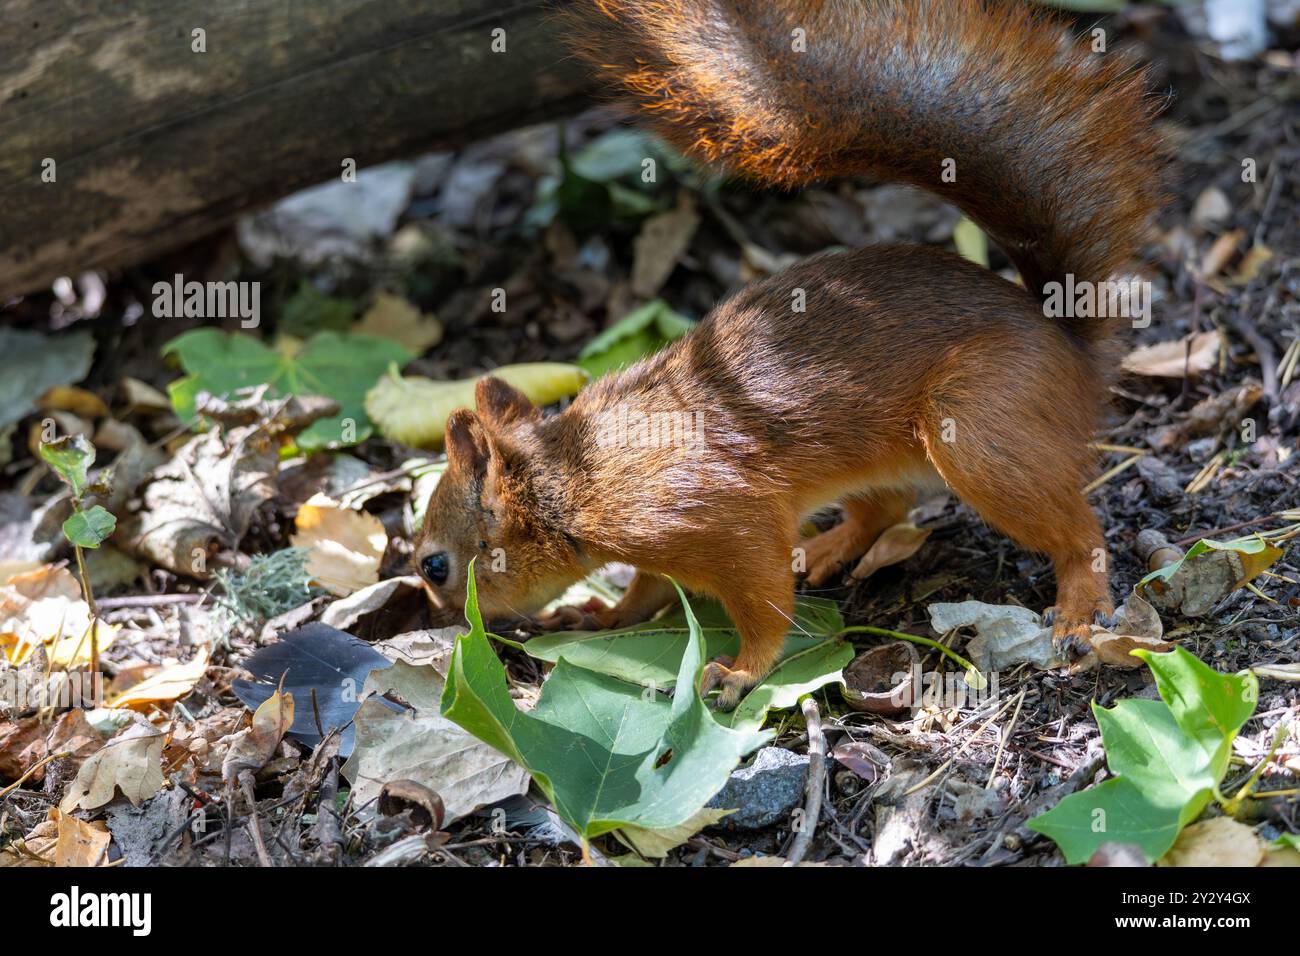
[239,770,275,867]
[904,695,1018,796]
[986,688,1026,789]
[1082,452,1144,495]
[96,593,208,609]
[0,750,72,799]
[785,697,826,865]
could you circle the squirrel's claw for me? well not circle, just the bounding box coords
[699,657,756,712]
[536,597,618,632]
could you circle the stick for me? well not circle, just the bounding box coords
[785,697,826,865]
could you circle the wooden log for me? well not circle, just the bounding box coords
[0,0,587,297]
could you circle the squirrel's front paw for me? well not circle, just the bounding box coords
[536,597,622,632]
[699,657,759,712]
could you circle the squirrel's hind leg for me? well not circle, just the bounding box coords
[800,489,915,587]
[917,401,1112,660]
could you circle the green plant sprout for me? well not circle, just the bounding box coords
[38,434,117,675]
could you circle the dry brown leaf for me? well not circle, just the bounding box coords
[1088,592,1173,668]
[355,292,444,352]
[1230,243,1273,284]
[52,809,112,867]
[109,647,210,711]
[0,811,58,867]
[850,522,931,580]
[1121,331,1219,379]
[631,194,700,298]
[290,493,386,596]
[60,720,166,812]
[36,385,110,418]
[1159,817,1265,868]
[120,376,172,412]
[221,690,294,785]
[1199,228,1245,278]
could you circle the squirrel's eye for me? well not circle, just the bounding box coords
[478,540,487,550]
[421,551,449,586]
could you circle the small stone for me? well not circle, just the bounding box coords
[707,746,809,830]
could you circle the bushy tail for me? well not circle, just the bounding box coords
[563,0,1167,343]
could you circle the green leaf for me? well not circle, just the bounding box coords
[1028,647,1257,865]
[39,434,96,497]
[1137,536,1283,592]
[163,329,412,450]
[522,595,843,691]
[0,328,96,430]
[62,505,117,549]
[577,300,696,377]
[1136,647,1257,781]
[441,564,767,843]
[278,281,356,338]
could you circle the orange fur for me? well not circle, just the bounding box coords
[415,0,1168,708]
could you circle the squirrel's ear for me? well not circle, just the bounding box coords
[445,408,490,476]
[475,376,538,429]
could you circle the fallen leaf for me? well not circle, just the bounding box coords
[1138,535,1284,617]
[290,494,386,596]
[365,363,588,448]
[222,690,294,785]
[108,648,210,710]
[850,522,931,580]
[1159,816,1265,868]
[1122,331,1219,378]
[1089,592,1174,668]
[342,659,530,824]
[60,720,166,812]
[1190,187,1230,228]
[928,600,1063,670]
[355,292,444,352]
[615,806,732,858]
[1230,243,1273,284]
[120,421,279,578]
[52,809,113,867]
[631,194,700,298]
[37,385,109,419]
[0,564,120,667]
[1199,228,1246,278]
[0,328,95,431]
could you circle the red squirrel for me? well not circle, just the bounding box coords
[414,0,1167,708]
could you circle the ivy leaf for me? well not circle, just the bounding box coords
[163,329,412,450]
[62,506,117,549]
[441,565,767,843]
[38,434,96,497]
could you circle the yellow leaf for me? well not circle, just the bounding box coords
[365,363,588,448]
[290,494,387,596]
[52,809,112,867]
[355,292,444,352]
[1159,817,1265,868]
[109,647,210,710]
[0,564,119,667]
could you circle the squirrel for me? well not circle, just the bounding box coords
[414,0,1167,709]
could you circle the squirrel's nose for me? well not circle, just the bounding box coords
[420,551,449,586]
